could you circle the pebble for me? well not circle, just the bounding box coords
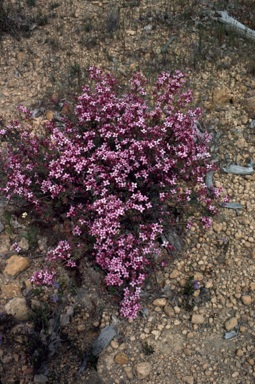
[77,324,86,332]
[242,295,252,305]
[164,304,175,317]
[225,317,238,331]
[236,349,243,356]
[205,280,213,289]
[170,269,179,279]
[153,298,167,307]
[191,314,204,324]
[183,376,194,384]
[33,374,48,383]
[134,362,152,379]
[111,340,119,349]
[194,272,203,281]
[124,366,133,379]
[114,352,128,365]
[183,348,192,356]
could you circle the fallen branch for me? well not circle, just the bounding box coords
[210,10,255,42]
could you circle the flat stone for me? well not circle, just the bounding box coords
[134,362,152,379]
[3,255,30,278]
[242,295,252,305]
[191,314,204,324]
[153,298,167,307]
[5,298,31,321]
[114,352,128,365]
[225,317,238,331]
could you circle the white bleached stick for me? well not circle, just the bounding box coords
[210,11,255,42]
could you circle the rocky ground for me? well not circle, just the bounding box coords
[0,0,255,383]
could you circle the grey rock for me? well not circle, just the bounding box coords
[33,374,48,383]
[10,215,22,229]
[134,362,152,379]
[5,297,31,321]
[144,25,152,31]
[224,323,240,340]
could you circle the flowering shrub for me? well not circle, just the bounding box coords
[0,67,229,319]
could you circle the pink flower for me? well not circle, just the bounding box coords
[13,242,21,253]
[0,67,225,319]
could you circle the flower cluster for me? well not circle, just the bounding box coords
[12,242,21,253]
[0,67,228,318]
